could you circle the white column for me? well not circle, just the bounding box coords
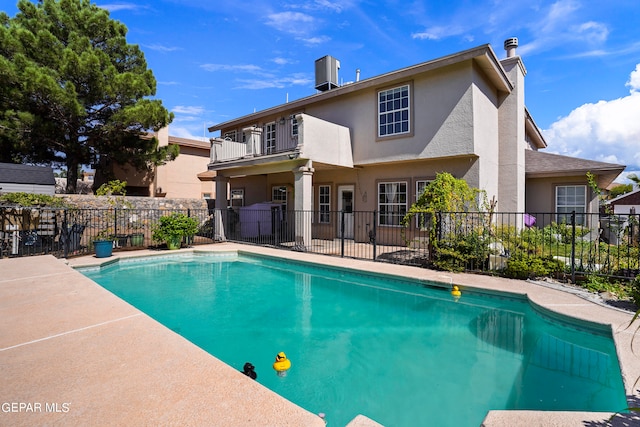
[293,163,314,249]
[214,176,229,241]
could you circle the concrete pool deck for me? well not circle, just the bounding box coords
[1,243,639,426]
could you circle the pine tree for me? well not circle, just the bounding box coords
[0,0,177,193]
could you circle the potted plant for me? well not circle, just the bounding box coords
[128,214,146,247]
[93,180,130,257]
[152,212,199,250]
[93,227,115,258]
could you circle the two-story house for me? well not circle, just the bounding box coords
[206,39,624,249]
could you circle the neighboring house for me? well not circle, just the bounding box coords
[0,162,55,195]
[606,188,640,215]
[111,127,216,199]
[525,150,624,225]
[206,39,624,247]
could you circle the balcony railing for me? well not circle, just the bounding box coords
[211,118,299,163]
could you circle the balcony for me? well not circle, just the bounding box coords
[210,118,298,164]
[208,113,353,171]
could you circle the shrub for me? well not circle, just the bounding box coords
[503,252,565,280]
[152,213,199,243]
[631,275,640,308]
[0,192,67,207]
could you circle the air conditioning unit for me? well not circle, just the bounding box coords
[315,55,340,92]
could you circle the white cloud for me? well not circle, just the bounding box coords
[299,35,331,45]
[144,44,181,53]
[627,64,640,92]
[543,64,640,175]
[169,126,208,141]
[235,73,312,90]
[172,105,206,115]
[265,12,316,36]
[200,64,264,74]
[98,3,144,12]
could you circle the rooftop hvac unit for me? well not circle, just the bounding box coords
[315,55,340,92]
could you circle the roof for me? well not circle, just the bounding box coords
[525,150,625,188]
[168,136,210,150]
[0,162,56,186]
[607,187,640,205]
[210,43,512,132]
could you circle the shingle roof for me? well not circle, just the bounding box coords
[525,150,625,188]
[0,162,56,186]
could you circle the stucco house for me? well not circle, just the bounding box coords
[111,127,216,199]
[206,39,624,247]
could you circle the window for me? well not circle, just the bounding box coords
[378,85,410,137]
[265,123,276,154]
[272,185,287,211]
[202,193,211,199]
[415,180,431,229]
[231,189,244,207]
[318,185,330,223]
[291,116,299,137]
[378,181,407,226]
[556,185,586,225]
[223,130,237,141]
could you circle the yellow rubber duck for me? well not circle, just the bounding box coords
[451,285,461,302]
[273,351,291,375]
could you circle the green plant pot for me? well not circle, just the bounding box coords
[130,233,144,247]
[94,239,114,258]
[166,235,182,250]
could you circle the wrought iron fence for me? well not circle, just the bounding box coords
[2,205,638,282]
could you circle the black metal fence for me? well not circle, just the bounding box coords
[2,206,638,282]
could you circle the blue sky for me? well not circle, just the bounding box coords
[4,0,640,181]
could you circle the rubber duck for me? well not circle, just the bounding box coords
[242,362,257,380]
[273,351,291,376]
[451,285,461,302]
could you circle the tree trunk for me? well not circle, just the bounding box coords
[66,157,79,194]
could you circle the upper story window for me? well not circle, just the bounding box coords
[291,116,299,137]
[223,130,237,141]
[265,123,276,154]
[556,185,586,225]
[378,85,410,137]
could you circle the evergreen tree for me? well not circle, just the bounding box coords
[0,0,177,193]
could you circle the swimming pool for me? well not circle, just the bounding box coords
[79,252,627,427]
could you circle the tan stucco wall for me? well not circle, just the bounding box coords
[155,144,214,199]
[498,57,526,213]
[525,176,598,227]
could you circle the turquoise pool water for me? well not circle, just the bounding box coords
[79,253,627,427]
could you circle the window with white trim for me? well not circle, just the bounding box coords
[265,122,276,154]
[378,85,410,137]
[318,185,330,223]
[291,116,299,137]
[378,181,407,226]
[556,185,586,225]
[272,185,287,211]
[223,130,237,141]
[231,189,244,207]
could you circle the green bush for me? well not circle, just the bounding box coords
[152,213,199,242]
[0,192,67,207]
[433,231,490,272]
[631,275,640,308]
[503,252,565,280]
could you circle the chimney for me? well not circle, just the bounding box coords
[356,69,360,82]
[504,37,518,58]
